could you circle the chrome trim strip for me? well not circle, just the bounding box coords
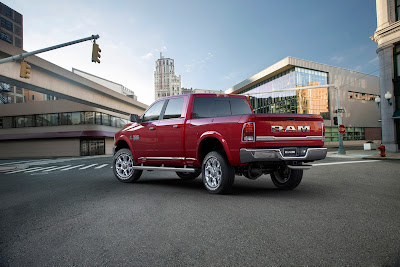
[138,157,185,161]
[132,166,196,173]
[256,136,323,141]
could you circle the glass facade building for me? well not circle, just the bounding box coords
[242,67,329,119]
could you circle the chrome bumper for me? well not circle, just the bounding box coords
[240,148,327,163]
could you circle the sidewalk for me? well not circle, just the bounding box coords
[327,147,400,160]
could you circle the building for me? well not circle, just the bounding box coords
[72,68,137,100]
[180,87,224,94]
[0,2,22,48]
[370,0,400,152]
[0,40,147,158]
[154,53,181,100]
[0,2,24,105]
[226,57,381,145]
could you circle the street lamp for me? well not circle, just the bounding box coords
[375,95,381,107]
[384,91,392,106]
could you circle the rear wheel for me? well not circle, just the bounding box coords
[202,151,235,194]
[270,165,303,190]
[113,148,142,183]
[176,169,201,180]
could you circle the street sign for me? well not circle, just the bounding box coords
[334,109,345,113]
[338,124,346,134]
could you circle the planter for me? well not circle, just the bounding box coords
[364,143,377,150]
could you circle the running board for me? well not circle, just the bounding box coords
[132,164,197,173]
[287,164,312,170]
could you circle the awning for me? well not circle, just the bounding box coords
[393,109,400,119]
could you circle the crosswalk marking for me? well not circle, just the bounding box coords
[60,164,85,171]
[6,166,44,174]
[44,165,72,172]
[24,166,58,173]
[94,164,108,169]
[3,163,113,175]
[80,164,98,170]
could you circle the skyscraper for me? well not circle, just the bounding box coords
[154,53,181,100]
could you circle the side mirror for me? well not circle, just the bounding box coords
[129,114,141,123]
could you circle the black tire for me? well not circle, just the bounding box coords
[176,169,201,180]
[113,148,143,183]
[270,165,303,190]
[202,151,235,194]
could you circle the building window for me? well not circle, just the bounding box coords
[324,127,365,142]
[5,7,12,17]
[60,113,72,125]
[397,0,400,21]
[394,44,400,78]
[348,91,379,101]
[80,139,105,156]
[1,18,13,32]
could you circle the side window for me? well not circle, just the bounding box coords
[163,98,184,119]
[142,100,165,122]
[230,97,253,115]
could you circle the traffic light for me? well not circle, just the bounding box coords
[333,116,338,126]
[20,59,31,79]
[92,41,101,63]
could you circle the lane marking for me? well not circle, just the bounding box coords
[94,164,108,169]
[60,164,85,171]
[312,160,380,166]
[79,164,98,170]
[6,166,43,174]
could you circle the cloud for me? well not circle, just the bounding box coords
[185,52,214,72]
[354,65,363,71]
[330,56,345,64]
[223,71,241,80]
[141,52,154,60]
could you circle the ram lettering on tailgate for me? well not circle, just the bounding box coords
[271,125,311,132]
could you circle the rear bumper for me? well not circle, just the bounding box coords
[240,147,327,163]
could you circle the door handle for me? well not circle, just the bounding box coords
[173,125,180,128]
[149,127,155,131]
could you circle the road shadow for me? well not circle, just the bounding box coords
[130,175,330,199]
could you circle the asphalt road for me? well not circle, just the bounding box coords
[0,155,399,266]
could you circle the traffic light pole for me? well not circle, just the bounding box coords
[335,87,346,155]
[0,34,99,64]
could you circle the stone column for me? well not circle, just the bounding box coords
[378,45,398,152]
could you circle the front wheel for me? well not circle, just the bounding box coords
[270,165,303,190]
[113,148,143,183]
[202,151,235,194]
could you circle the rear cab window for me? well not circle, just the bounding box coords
[192,96,252,118]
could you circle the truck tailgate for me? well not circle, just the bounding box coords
[254,114,324,148]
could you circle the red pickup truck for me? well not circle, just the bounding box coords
[113,94,327,194]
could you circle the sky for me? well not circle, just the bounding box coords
[3,0,379,105]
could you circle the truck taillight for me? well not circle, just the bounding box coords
[242,122,255,142]
[322,123,325,141]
